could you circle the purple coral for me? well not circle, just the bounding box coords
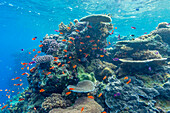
[33,55,54,63]
[42,39,59,54]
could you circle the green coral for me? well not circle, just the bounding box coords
[77,66,97,83]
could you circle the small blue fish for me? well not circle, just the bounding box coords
[149,67,151,71]
[21,49,24,51]
[136,8,139,11]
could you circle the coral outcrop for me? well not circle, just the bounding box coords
[49,97,104,113]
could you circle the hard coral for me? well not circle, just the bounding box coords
[33,55,54,64]
[42,93,71,111]
[49,97,103,113]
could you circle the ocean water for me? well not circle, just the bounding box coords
[0,0,170,112]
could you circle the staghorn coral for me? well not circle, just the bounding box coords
[33,55,54,63]
[42,93,71,111]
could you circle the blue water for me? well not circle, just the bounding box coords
[0,0,170,106]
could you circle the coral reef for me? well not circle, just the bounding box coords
[6,17,170,113]
[105,76,162,113]
[49,97,104,113]
[67,80,95,93]
[42,93,71,111]
[33,55,54,63]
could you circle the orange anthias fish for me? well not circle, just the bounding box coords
[100,55,104,57]
[39,44,43,47]
[60,32,63,35]
[22,73,26,75]
[21,62,27,65]
[79,49,82,52]
[58,62,61,66]
[124,77,128,80]
[67,27,71,29]
[69,56,72,59]
[98,93,102,97]
[88,96,94,99]
[1,104,8,111]
[69,37,75,40]
[103,76,107,80]
[33,49,36,51]
[39,89,45,92]
[126,79,131,84]
[73,65,77,69]
[27,67,29,70]
[15,77,20,80]
[32,37,37,40]
[108,42,111,45]
[80,42,84,44]
[34,54,38,58]
[54,57,59,61]
[37,51,41,53]
[81,107,84,113]
[115,27,117,29]
[62,39,67,42]
[69,88,75,90]
[50,67,55,70]
[62,64,65,67]
[18,98,25,101]
[46,72,51,75]
[101,111,107,113]
[68,41,73,44]
[63,50,67,52]
[66,92,71,95]
[29,52,31,54]
[89,40,95,42]
[75,29,80,32]
[86,36,90,38]
[67,61,71,63]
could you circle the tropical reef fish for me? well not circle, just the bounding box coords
[66,92,71,95]
[39,89,45,92]
[32,37,37,40]
[131,27,136,29]
[124,77,128,80]
[1,104,8,111]
[69,88,75,90]
[98,93,102,97]
[19,98,25,101]
[126,79,131,84]
[103,76,107,80]
[81,107,84,113]
[88,96,94,99]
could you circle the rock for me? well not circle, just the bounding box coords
[49,97,104,113]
